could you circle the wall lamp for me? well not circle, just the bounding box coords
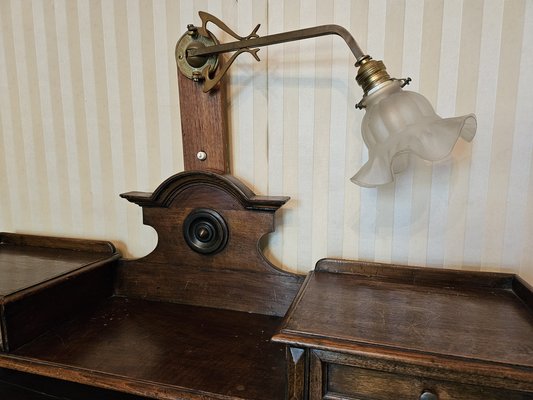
[176,12,477,187]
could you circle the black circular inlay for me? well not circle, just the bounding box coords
[183,208,229,255]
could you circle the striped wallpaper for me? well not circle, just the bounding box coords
[1,0,532,284]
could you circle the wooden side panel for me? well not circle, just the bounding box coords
[315,258,516,290]
[514,276,533,310]
[0,234,120,352]
[178,72,229,173]
[3,260,115,351]
[309,351,324,400]
[0,233,117,254]
[286,347,307,400]
[115,261,302,316]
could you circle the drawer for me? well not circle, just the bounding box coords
[322,363,531,400]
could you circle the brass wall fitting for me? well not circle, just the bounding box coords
[355,57,391,95]
[176,27,219,81]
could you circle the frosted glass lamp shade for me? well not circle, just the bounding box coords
[351,81,477,187]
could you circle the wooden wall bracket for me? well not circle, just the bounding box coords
[177,73,229,174]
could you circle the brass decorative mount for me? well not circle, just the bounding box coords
[176,12,410,105]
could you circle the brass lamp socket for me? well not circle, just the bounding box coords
[355,56,391,95]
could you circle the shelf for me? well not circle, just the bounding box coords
[0,234,115,296]
[0,233,119,352]
[8,297,287,400]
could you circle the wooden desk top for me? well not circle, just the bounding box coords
[8,297,286,400]
[273,258,533,391]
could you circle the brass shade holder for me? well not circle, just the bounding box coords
[355,56,391,95]
[354,56,412,109]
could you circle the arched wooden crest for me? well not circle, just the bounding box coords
[117,171,303,316]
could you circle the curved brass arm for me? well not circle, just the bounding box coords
[189,14,366,61]
[178,12,368,92]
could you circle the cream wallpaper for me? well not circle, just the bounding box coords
[0,0,532,283]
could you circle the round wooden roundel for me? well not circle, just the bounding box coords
[183,208,229,255]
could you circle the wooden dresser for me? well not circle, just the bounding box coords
[1,209,533,399]
[273,259,533,400]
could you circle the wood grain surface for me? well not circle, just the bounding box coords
[120,171,302,317]
[12,297,287,400]
[274,260,533,398]
[0,233,117,295]
[178,72,229,173]
[0,234,119,352]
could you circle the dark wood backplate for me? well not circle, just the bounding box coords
[119,171,303,317]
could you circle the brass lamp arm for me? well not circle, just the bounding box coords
[176,11,399,99]
[188,23,366,62]
[175,12,476,188]
[177,12,376,93]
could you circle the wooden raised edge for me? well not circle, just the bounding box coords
[314,258,516,290]
[115,262,304,316]
[513,275,533,311]
[3,255,119,304]
[1,254,119,351]
[273,272,315,333]
[120,171,289,211]
[0,302,6,352]
[0,354,237,400]
[0,252,120,303]
[272,333,533,393]
[0,233,117,255]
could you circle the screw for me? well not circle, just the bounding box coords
[187,24,198,37]
[197,151,207,161]
[192,71,202,82]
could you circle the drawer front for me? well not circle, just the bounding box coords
[309,351,533,400]
[327,364,530,400]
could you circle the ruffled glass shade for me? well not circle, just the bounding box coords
[351,81,477,187]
